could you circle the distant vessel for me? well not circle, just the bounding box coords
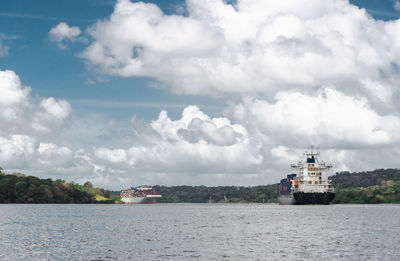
[278,148,335,205]
[120,186,162,204]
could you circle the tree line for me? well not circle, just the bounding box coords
[329,169,400,203]
[1,167,400,204]
[153,169,400,203]
[152,184,278,203]
[0,170,117,203]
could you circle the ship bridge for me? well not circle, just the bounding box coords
[290,147,334,194]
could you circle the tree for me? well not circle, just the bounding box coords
[84,181,93,189]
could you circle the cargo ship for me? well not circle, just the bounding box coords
[120,186,162,204]
[278,148,335,205]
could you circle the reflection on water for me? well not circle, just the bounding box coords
[0,204,399,260]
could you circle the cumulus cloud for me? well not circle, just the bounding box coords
[0,70,73,171]
[31,97,71,133]
[5,0,400,189]
[0,70,71,135]
[40,97,71,119]
[49,22,81,49]
[0,70,30,121]
[40,0,400,188]
[95,147,127,164]
[0,135,36,168]
[231,89,400,147]
[37,142,73,166]
[0,70,80,181]
[0,70,267,188]
[7,105,264,189]
[81,0,400,103]
[92,106,262,176]
[151,106,245,146]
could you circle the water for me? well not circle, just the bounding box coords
[0,204,399,260]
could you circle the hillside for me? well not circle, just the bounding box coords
[1,167,400,204]
[329,169,400,189]
[329,169,400,204]
[0,171,117,204]
[153,184,278,203]
[332,181,400,204]
[154,169,400,204]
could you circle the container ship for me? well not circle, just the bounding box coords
[278,148,335,205]
[120,186,162,204]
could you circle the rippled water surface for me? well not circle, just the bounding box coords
[0,204,399,260]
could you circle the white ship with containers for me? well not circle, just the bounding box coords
[278,147,335,205]
[120,186,162,204]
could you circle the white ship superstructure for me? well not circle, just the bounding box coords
[278,147,335,205]
[291,148,334,194]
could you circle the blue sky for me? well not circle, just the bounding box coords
[1,0,400,188]
[0,0,223,121]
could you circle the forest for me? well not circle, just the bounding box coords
[0,169,117,203]
[155,169,400,203]
[329,169,400,203]
[153,184,278,203]
[1,167,400,203]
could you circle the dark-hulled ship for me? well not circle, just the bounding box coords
[278,148,335,205]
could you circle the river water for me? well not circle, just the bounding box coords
[0,204,399,260]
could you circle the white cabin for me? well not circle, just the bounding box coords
[290,148,334,194]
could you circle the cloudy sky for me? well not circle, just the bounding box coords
[1,0,400,189]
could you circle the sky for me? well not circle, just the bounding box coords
[1,0,400,189]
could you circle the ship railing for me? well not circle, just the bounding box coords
[293,188,334,193]
[146,194,162,198]
[293,184,335,193]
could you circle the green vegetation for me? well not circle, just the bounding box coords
[329,169,400,204]
[152,185,278,203]
[2,167,400,204]
[329,169,400,189]
[0,172,118,203]
[332,181,400,204]
[153,169,400,204]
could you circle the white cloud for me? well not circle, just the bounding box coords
[151,106,245,146]
[77,1,400,188]
[30,97,71,133]
[0,70,72,170]
[394,1,400,12]
[231,88,400,146]
[4,1,400,189]
[40,97,71,119]
[0,73,268,188]
[0,41,8,57]
[82,0,400,103]
[0,135,36,168]
[95,147,127,164]
[49,22,81,49]
[0,70,71,135]
[270,146,299,163]
[0,70,30,120]
[37,142,73,166]
[92,106,262,175]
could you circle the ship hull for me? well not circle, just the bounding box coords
[293,192,335,205]
[121,197,144,204]
[122,197,158,204]
[278,192,335,205]
[278,194,296,205]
